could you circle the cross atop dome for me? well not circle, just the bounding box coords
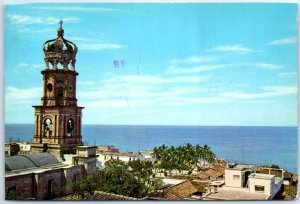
[59,19,63,29]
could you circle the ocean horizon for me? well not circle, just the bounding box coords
[5,124,298,174]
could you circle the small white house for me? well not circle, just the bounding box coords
[225,164,257,188]
[248,173,275,195]
[17,142,31,153]
[248,173,283,199]
[97,151,141,169]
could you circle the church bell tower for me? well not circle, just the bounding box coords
[31,20,84,159]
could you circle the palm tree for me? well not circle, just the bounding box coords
[202,144,216,166]
[151,147,160,160]
[195,144,204,171]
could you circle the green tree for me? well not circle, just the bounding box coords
[152,143,216,175]
[72,171,100,199]
[72,159,162,199]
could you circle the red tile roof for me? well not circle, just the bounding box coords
[91,191,143,200]
[205,169,223,178]
[161,181,198,200]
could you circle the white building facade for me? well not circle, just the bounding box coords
[96,151,142,169]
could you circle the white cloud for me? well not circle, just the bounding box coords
[7,14,42,24]
[111,75,208,84]
[85,96,230,108]
[69,37,102,42]
[167,64,226,74]
[17,27,56,33]
[31,64,41,69]
[77,73,213,108]
[18,63,29,67]
[209,44,255,53]
[17,63,42,70]
[79,43,124,50]
[69,36,123,51]
[7,14,80,25]
[37,6,118,12]
[6,86,42,102]
[170,55,216,64]
[162,97,230,106]
[278,72,297,77]
[77,81,96,85]
[87,100,130,108]
[221,86,297,100]
[167,62,282,74]
[268,36,297,46]
[252,63,283,69]
[262,86,297,94]
[79,74,209,99]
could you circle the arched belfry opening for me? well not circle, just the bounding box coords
[31,20,84,159]
[67,118,74,137]
[44,118,52,137]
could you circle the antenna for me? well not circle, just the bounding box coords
[241,137,244,164]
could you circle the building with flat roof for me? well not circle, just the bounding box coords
[97,151,141,169]
[225,163,257,188]
[202,163,283,200]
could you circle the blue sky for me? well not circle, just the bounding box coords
[5,3,298,126]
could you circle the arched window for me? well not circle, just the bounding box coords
[67,119,74,137]
[44,118,52,137]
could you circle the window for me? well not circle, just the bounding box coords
[233,175,240,180]
[255,185,265,192]
[47,83,53,92]
[56,81,64,97]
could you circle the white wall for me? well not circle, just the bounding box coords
[225,169,243,187]
[249,175,275,195]
[97,153,141,168]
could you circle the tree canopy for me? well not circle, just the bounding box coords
[152,143,216,175]
[72,159,161,199]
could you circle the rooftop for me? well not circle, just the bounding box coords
[5,153,75,177]
[203,186,269,200]
[91,191,143,200]
[248,173,275,180]
[194,172,209,180]
[226,163,257,171]
[101,151,139,157]
[160,180,198,200]
[205,169,223,178]
[5,153,60,171]
[96,145,119,153]
[77,146,97,149]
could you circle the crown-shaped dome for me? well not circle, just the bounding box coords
[43,20,78,70]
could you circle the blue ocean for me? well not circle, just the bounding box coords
[5,124,298,174]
